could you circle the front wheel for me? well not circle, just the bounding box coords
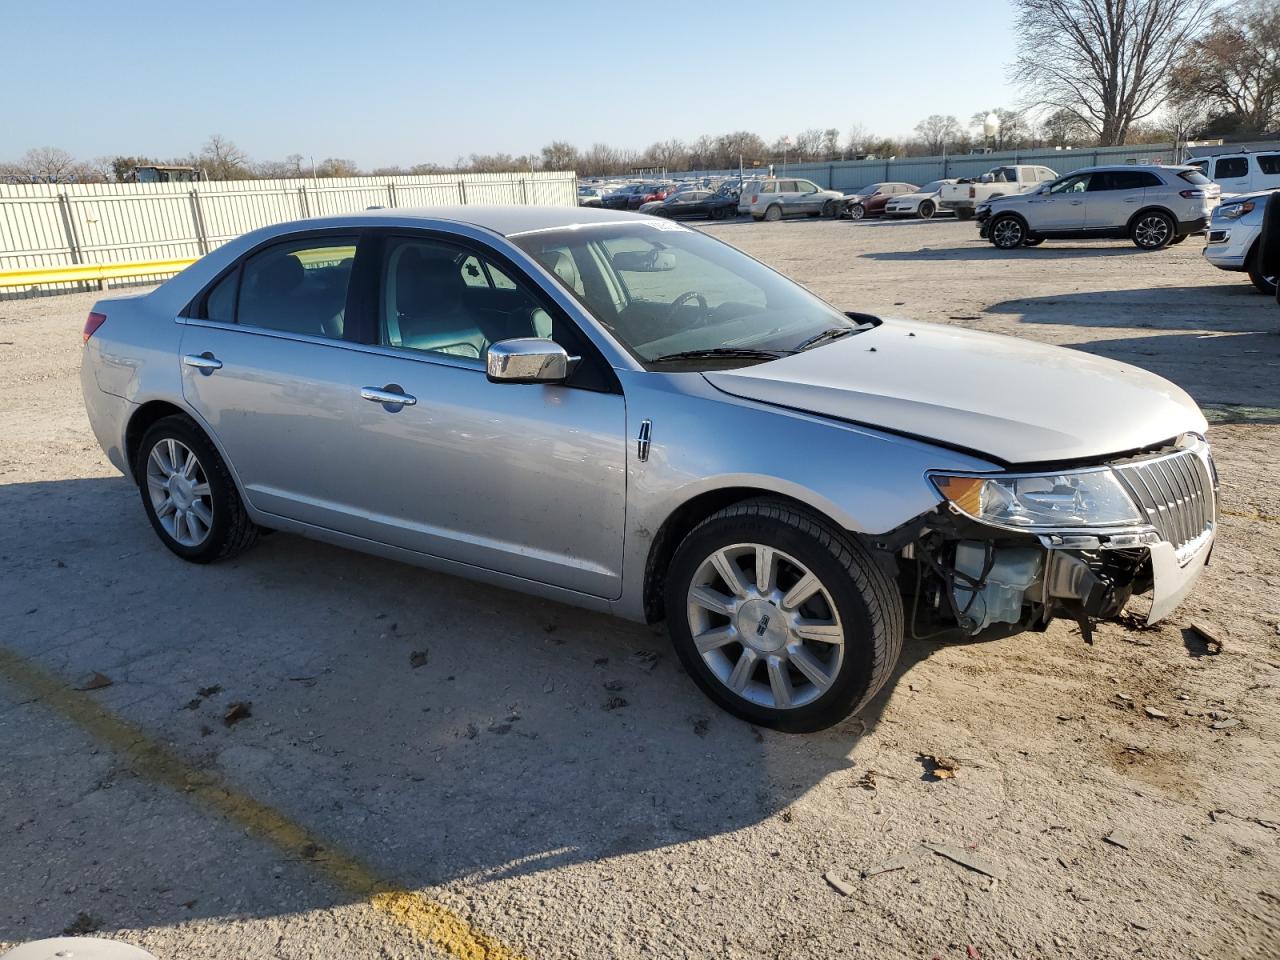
[1247,250,1278,295]
[136,415,259,564]
[665,499,903,733]
[763,204,783,222]
[918,200,936,219]
[849,203,866,221]
[822,199,837,218]
[1132,211,1175,250]
[989,214,1026,249]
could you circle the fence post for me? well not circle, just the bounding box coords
[388,183,397,208]
[188,190,209,255]
[520,178,528,204]
[297,186,310,218]
[884,160,890,179]
[943,155,950,178]
[56,193,82,265]
[458,179,468,204]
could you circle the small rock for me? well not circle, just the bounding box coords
[1188,621,1224,654]
[487,722,512,735]
[862,844,930,877]
[1115,692,1133,702]
[223,702,252,727]
[824,870,854,896]
[74,672,113,692]
[1144,706,1169,719]
[196,684,222,698]
[603,696,628,711]
[692,716,709,737]
[924,843,1007,880]
[408,650,429,669]
[692,882,708,894]
[1103,829,1132,850]
[1210,718,1240,730]
[629,650,660,672]
[300,842,321,859]
[603,679,624,692]
[921,754,961,780]
[63,911,102,935]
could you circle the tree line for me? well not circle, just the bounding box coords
[5,0,1277,184]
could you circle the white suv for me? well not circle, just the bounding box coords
[978,165,1220,251]
[1187,152,1280,196]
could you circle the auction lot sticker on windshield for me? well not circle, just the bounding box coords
[647,218,688,231]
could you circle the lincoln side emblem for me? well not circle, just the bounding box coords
[756,614,771,636]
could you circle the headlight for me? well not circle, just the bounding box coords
[930,469,1142,529]
[1218,200,1255,220]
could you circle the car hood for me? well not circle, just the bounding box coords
[702,319,1206,465]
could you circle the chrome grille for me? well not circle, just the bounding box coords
[1114,449,1215,554]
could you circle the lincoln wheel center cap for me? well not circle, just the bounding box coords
[168,475,194,510]
[736,598,788,653]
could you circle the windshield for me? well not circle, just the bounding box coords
[512,222,860,366]
[920,180,947,192]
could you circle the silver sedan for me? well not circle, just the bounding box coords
[81,206,1217,731]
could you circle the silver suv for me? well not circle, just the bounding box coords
[977,165,1221,251]
[747,178,846,221]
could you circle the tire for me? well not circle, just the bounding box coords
[1132,210,1175,250]
[822,200,837,218]
[1023,237,1044,247]
[849,203,866,221]
[752,215,764,222]
[989,214,1026,249]
[764,204,783,222]
[665,499,903,733]
[1170,233,1189,245]
[1247,248,1278,295]
[135,414,259,564]
[918,200,936,220]
[956,208,974,221]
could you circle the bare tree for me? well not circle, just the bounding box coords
[1011,0,1213,145]
[315,157,360,178]
[969,108,1031,149]
[644,138,687,172]
[1170,0,1280,136]
[793,127,825,160]
[914,115,961,153]
[19,146,77,180]
[1039,107,1091,146]
[540,140,577,170]
[845,124,871,157]
[198,135,250,180]
[821,128,842,159]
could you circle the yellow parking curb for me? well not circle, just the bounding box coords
[0,647,525,960]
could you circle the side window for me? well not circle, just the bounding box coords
[797,181,818,192]
[1257,154,1280,175]
[761,182,777,193]
[235,238,356,338]
[1050,174,1090,194]
[1216,157,1248,179]
[204,269,238,323]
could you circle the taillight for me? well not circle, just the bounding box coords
[969,186,976,198]
[751,194,759,203]
[1180,189,1206,198]
[83,311,107,344]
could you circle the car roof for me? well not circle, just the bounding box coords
[1068,164,1195,174]
[299,204,642,238]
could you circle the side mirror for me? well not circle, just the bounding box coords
[486,338,569,384]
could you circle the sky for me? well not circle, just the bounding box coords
[3,0,1022,168]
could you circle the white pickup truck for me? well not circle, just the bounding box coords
[938,164,1058,219]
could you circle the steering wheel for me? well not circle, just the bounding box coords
[667,290,709,323]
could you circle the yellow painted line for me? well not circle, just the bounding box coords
[0,257,197,288]
[0,647,525,960]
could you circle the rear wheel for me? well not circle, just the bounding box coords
[1132,211,1175,249]
[989,214,1026,249]
[849,203,866,221]
[764,204,783,222]
[918,200,936,219]
[1247,249,1278,295]
[136,415,259,564]
[665,499,902,733]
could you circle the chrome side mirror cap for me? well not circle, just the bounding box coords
[486,338,570,384]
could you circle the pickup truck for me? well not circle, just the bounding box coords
[938,164,1058,219]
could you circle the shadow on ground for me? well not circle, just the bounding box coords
[0,474,938,941]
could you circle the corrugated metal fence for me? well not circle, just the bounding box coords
[0,171,576,296]
[678,143,1182,190]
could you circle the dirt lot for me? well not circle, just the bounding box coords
[1,218,1277,960]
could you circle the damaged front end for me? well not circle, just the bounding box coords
[897,436,1217,643]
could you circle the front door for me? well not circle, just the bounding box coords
[1028,172,1090,232]
[179,234,368,532]
[342,233,627,598]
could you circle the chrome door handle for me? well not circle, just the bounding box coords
[1069,200,1084,205]
[183,353,222,371]
[361,386,417,407]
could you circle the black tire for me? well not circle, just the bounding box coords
[763,204,783,222]
[1023,237,1044,247]
[135,414,259,564]
[822,199,837,218]
[849,203,866,221]
[664,499,903,733]
[989,214,1026,249]
[1247,248,1278,295]
[956,208,974,221]
[1170,233,1189,245]
[918,200,936,220]
[1132,210,1175,250]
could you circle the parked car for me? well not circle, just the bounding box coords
[977,165,1220,251]
[1203,189,1279,295]
[938,165,1058,220]
[80,205,1217,732]
[738,178,767,215]
[577,187,604,207]
[635,184,675,209]
[842,183,920,220]
[748,179,846,221]
[641,189,738,220]
[882,180,959,219]
[601,183,653,210]
[1187,151,1280,196]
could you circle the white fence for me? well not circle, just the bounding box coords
[0,171,577,295]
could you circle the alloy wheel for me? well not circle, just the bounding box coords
[850,204,865,221]
[685,543,845,710]
[1134,214,1171,248]
[992,217,1024,248]
[146,438,214,547]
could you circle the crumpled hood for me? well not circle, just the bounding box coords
[703,319,1207,465]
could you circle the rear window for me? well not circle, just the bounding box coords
[1258,154,1280,175]
[1178,169,1213,186]
[1215,157,1248,179]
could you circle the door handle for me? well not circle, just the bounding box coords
[1124,197,1140,202]
[361,385,417,407]
[183,353,222,371]
[1070,200,1084,205]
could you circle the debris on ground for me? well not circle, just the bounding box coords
[855,770,878,791]
[692,716,709,737]
[920,754,961,780]
[222,701,252,727]
[1188,621,1224,654]
[73,672,112,691]
[824,870,855,896]
[1103,829,1132,850]
[196,684,222,698]
[924,843,1007,881]
[300,841,322,859]
[409,649,429,669]
[862,845,931,878]
[1211,717,1240,730]
[603,696,628,711]
[464,722,478,739]
[487,721,512,735]
[1144,706,1169,719]
[629,650,660,672]
[63,911,102,935]
[603,679,624,692]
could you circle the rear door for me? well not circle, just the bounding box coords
[1213,156,1250,194]
[1083,170,1157,229]
[179,233,373,531]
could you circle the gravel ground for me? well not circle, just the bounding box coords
[1,217,1277,960]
